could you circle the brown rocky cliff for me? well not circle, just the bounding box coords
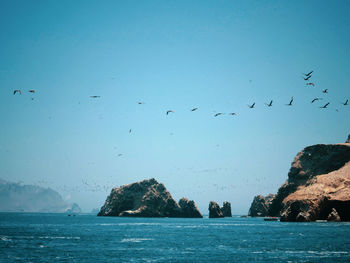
[269,143,350,218]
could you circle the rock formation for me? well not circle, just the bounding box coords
[221,201,232,217]
[327,208,341,222]
[98,178,202,218]
[248,194,275,217]
[178,198,203,218]
[208,201,224,218]
[265,137,350,222]
[346,135,350,143]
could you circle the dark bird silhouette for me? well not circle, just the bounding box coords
[214,113,224,117]
[311,98,322,103]
[286,97,294,106]
[129,129,132,133]
[342,99,348,106]
[248,103,255,108]
[138,102,145,104]
[118,154,123,157]
[90,96,100,98]
[191,107,198,111]
[229,112,237,116]
[265,100,273,107]
[320,102,330,109]
[322,89,328,93]
[13,90,21,95]
[306,83,315,86]
[304,75,311,81]
[304,71,313,77]
[28,90,35,93]
[166,110,174,115]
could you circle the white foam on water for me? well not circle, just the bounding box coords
[121,238,154,243]
[0,236,12,242]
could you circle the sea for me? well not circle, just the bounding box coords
[1,213,350,262]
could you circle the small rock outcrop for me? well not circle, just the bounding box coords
[178,198,203,218]
[98,178,202,218]
[327,208,341,222]
[221,201,232,217]
[248,194,275,217]
[209,201,224,218]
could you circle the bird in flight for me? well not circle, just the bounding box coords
[304,71,313,77]
[214,113,224,117]
[304,75,311,81]
[342,99,348,106]
[322,89,328,93]
[166,110,174,115]
[191,107,198,111]
[265,100,273,107]
[129,129,132,133]
[306,83,315,87]
[13,90,21,95]
[248,103,255,108]
[311,98,322,103]
[138,102,145,104]
[117,154,123,157]
[286,97,294,106]
[229,112,237,116]
[90,96,100,98]
[28,89,35,93]
[320,102,330,109]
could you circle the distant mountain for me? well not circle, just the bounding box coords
[0,179,81,213]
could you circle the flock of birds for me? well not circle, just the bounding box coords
[12,71,348,115]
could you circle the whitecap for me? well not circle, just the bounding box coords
[121,238,154,243]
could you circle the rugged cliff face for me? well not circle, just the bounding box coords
[98,178,202,218]
[267,139,350,222]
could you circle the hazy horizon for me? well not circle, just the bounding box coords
[1,0,349,214]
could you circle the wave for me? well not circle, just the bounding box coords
[121,238,154,243]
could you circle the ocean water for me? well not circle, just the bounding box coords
[1,213,350,262]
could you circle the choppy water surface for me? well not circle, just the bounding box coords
[1,213,350,262]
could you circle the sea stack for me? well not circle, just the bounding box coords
[221,201,232,217]
[208,201,224,218]
[248,194,275,217]
[98,178,202,218]
[264,135,350,222]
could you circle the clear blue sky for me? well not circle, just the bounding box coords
[1,0,349,213]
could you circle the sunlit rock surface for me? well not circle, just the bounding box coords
[267,137,350,222]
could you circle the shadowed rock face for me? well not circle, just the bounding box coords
[179,198,203,218]
[248,194,275,217]
[267,138,350,222]
[98,178,202,218]
[221,201,232,217]
[209,201,224,218]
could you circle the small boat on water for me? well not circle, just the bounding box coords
[264,217,279,221]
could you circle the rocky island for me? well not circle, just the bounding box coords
[208,201,232,218]
[249,135,350,222]
[98,178,202,218]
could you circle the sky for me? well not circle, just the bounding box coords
[1,0,349,214]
